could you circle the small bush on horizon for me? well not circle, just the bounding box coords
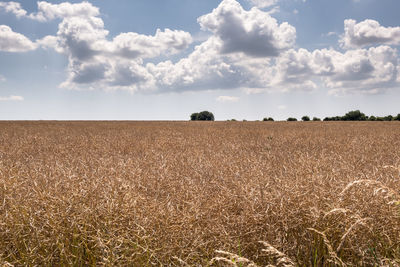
[263,117,274,121]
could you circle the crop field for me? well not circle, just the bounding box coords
[0,121,399,266]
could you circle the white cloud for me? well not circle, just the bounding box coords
[216,95,239,102]
[0,95,23,101]
[247,0,306,8]
[110,29,192,59]
[0,1,27,18]
[324,31,337,37]
[0,25,37,52]
[341,19,400,49]
[1,0,399,96]
[198,0,296,57]
[147,36,246,92]
[247,0,279,8]
[278,105,287,110]
[145,1,400,95]
[27,1,192,91]
[32,1,100,21]
[321,46,399,94]
[273,45,400,94]
[0,1,100,22]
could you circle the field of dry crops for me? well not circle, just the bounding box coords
[0,121,399,266]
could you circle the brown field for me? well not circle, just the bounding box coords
[0,121,399,266]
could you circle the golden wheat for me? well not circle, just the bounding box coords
[0,121,399,266]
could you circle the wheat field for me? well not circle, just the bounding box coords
[0,121,399,266]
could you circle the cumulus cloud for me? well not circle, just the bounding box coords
[216,95,239,102]
[198,0,296,57]
[0,25,36,52]
[272,45,400,94]
[47,0,295,92]
[16,1,192,90]
[147,37,250,92]
[145,0,400,94]
[110,29,192,59]
[322,46,399,94]
[0,1,26,17]
[1,0,399,95]
[0,95,23,101]
[32,1,100,21]
[0,1,100,22]
[341,19,400,49]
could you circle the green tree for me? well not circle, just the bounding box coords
[301,116,310,121]
[287,117,297,121]
[191,111,214,121]
[383,115,393,121]
[312,117,321,121]
[190,113,199,121]
[342,110,367,121]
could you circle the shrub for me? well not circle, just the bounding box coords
[312,117,321,121]
[287,117,297,121]
[302,116,310,121]
[263,117,274,121]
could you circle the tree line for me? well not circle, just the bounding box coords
[271,110,400,121]
[191,110,400,121]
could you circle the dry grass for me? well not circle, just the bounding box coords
[0,121,399,266]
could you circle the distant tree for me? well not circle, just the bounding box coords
[368,116,377,121]
[287,117,297,121]
[334,116,342,121]
[342,110,367,121]
[198,111,214,121]
[383,115,393,121]
[190,113,199,121]
[190,111,214,121]
[312,117,321,121]
[394,114,400,121]
[376,117,385,121]
[263,117,274,121]
[301,116,310,121]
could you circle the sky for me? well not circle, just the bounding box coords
[0,0,400,120]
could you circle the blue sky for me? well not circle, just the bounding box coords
[0,0,399,120]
